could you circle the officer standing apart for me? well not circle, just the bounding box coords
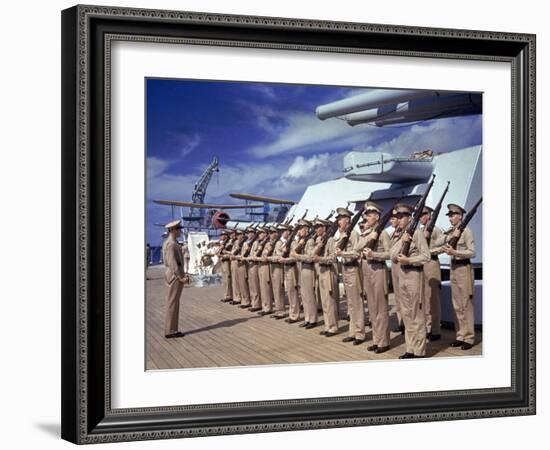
[357,201,392,354]
[390,204,430,359]
[440,204,476,350]
[219,231,233,302]
[162,220,188,339]
[419,206,445,341]
[334,208,365,345]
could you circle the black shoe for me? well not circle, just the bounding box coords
[249,307,262,312]
[325,332,337,337]
[461,343,473,350]
[275,315,286,320]
[305,322,317,329]
[240,304,251,309]
[450,340,465,347]
[367,345,378,352]
[319,331,327,336]
[229,301,240,305]
[375,346,390,354]
[399,352,415,359]
[258,310,272,316]
[429,334,441,341]
[342,336,356,343]
[353,339,365,346]
[285,318,300,324]
[299,322,310,328]
[221,298,232,303]
[165,331,185,339]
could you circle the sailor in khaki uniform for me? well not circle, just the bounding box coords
[356,201,392,353]
[246,228,263,312]
[269,226,286,319]
[313,219,340,336]
[219,231,233,303]
[236,228,253,308]
[229,230,244,305]
[280,225,301,324]
[291,220,318,328]
[440,204,477,350]
[389,204,430,358]
[419,206,445,340]
[162,220,188,338]
[334,208,365,344]
[258,227,275,315]
[388,211,404,333]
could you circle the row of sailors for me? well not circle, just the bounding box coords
[218,201,476,359]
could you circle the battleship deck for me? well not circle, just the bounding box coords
[146,265,482,370]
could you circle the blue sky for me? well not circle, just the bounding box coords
[146,79,482,245]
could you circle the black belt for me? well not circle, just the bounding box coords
[271,262,283,267]
[284,262,296,267]
[302,262,314,268]
[366,260,386,268]
[451,259,471,266]
[431,255,439,261]
[401,264,422,272]
[343,261,359,267]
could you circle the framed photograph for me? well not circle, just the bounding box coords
[61,4,536,444]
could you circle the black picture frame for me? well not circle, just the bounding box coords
[61,4,536,444]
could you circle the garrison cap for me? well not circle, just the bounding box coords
[395,204,414,215]
[422,205,434,215]
[336,207,353,218]
[446,203,466,216]
[363,201,383,214]
[165,219,183,230]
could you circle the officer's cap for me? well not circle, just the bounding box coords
[297,219,312,228]
[165,219,183,231]
[363,201,383,215]
[336,207,353,218]
[313,218,329,227]
[394,204,414,216]
[422,206,434,215]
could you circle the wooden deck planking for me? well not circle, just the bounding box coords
[146,266,482,370]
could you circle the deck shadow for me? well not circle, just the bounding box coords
[184,316,262,335]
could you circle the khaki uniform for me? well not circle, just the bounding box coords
[298,238,319,324]
[356,228,391,347]
[230,239,243,304]
[318,236,340,333]
[162,235,186,335]
[389,228,403,327]
[422,226,445,335]
[259,239,274,313]
[237,239,252,306]
[221,239,233,300]
[271,239,286,317]
[248,240,262,309]
[284,238,301,321]
[335,230,364,340]
[444,226,476,345]
[390,229,430,356]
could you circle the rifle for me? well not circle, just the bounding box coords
[337,207,364,251]
[446,197,482,249]
[314,219,339,256]
[425,181,450,245]
[284,214,294,225]
[400,174,436,256]
[282,225,300,258]
[325,210,334,221]
[365,198,404,250]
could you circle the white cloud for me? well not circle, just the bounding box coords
[285,154,330,179]
[177,132,201,158]
[247,111,379,158]
[146,157,171,179]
